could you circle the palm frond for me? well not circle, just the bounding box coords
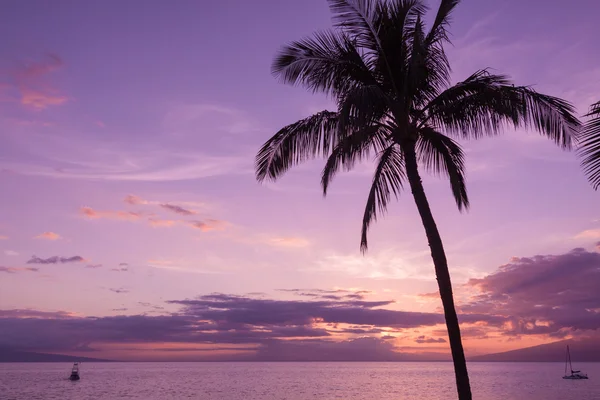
[426,0,460,45]
[321,125,390,194]
[417,127,468,210]
[377,0,426,96]
[327,0,381,52]
[361,145,405,252]
[512,86,580,149]
[404,7,451,109]
[337,84,392,135]
[272,30,377,97]
[328,0,411,95]
[579,101,600,189]
[423,70,580,148]
[255,111,338,182]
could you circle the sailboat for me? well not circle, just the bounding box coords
[69,362,80,381]
[562,346,588,380]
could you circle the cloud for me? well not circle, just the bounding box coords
[575,229,600,239]
[277,288,372,301]
[112,308,128,312]
[187,219,227,232]
[0,266,39,274]
[111,267,128,272]
[0,309,74,319]
[462,247,600,337]
[417,291,440,299]
[85,264,102,269]
[26,255,84,264]
[81,203,227,232]
[159,204,197,216]
[266,237,310,248]
[313,249,435,280]
[124,195,147,205]
[34,231,61,240]
[0,292,503,360]
[4,250,19,256]
[80,207,143,221]
[415,335,447,344]
[163,103,261,137]
[10,54,68,109]
[119,262,129,267]
[3,146,251,182]
[148,218,177,227]
[0,235,8,240]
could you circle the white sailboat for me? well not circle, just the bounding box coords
[562,346,588,380]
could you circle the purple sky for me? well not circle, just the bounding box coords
[1,0,599,360]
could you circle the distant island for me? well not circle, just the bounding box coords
[470,338,600,362]
[0,349,111,363]
[2,338,599,362]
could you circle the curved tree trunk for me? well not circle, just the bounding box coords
[403,144,472,400]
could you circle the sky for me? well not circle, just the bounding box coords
[1,0,599,361]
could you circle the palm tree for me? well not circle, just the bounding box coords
[579,101,600,189]
[255,1,580,398]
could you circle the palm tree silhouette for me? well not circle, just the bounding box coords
[255,1,580,398]
[580,101,600,189]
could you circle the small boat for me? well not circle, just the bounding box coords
[69,362,80,381]
[562,346,588,380]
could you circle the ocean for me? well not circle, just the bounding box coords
[1,362,598,399]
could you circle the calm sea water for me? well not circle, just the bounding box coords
[1,362,598,400]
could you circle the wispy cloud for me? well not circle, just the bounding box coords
[312,249,434,280]
[34,231,62,240]
[415,335,447,344]
[81,202,229,233]
[2,144,252,182]
[159,203,197,216]
[7,54,68,110]
[0,235,8,240]
[4,250,19,256]
[0,266,39,274]
[163,103,261,136]
[575,229,600,239]
[265,237,310,248]
[80,207,143,221]
[187,219,228,232]
[124,195,147,205]
[26,255,85,264]
[148,218,177,227]
[85,264,102,269]
[109,287,130,294]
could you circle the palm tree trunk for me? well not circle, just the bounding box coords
[403,144,472,400]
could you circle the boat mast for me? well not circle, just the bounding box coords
[567,345,573,373]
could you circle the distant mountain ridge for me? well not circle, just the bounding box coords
[0,349,111,363]
[471,338,600,362]
[2,338,600,362]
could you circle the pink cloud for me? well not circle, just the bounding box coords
[0,266,39,274]
[11,54,68,110]
[34,231,62,240]
[266,237,310,248]
[0,235,8,240]
[187,219,227,232]
[80,207,143,221]
[124,195,147,205]
[159,203,197,216]
[148,218,177,228]
[575,229,600,239]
